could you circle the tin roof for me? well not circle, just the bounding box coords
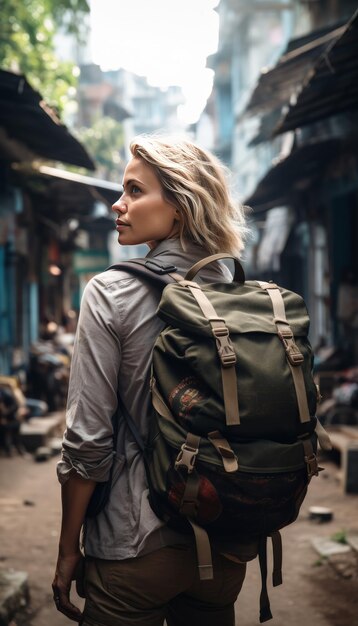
[244,21,346,117]
[273,10,358,135]
[0,70,95,170]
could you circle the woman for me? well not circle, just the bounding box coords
[52,135,248,626]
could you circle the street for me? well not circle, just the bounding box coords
[0,442,357,626]
[1,2,358,625]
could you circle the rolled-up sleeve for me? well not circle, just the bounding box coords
[57,275,123,485]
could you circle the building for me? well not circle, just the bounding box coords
[208,0,358,362]
[0,70,121,375]
[77,64,185,160]
[76,64,186,263]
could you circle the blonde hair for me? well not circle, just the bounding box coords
[129,135,248,256]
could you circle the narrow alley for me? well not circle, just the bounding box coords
[1,442,357,626]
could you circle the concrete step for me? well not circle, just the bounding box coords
[346,531,358,552]
[325,426,358,493]
[0,570,29,626]
[20,412,65,452]
[311,536,351,558]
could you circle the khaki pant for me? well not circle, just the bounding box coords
[81,544,246,626]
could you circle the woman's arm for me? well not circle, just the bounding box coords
[53,276,123,620]
[52,471,96,621]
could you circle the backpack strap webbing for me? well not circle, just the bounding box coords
[174,435,214,582]
[187,519,214,581]
[301,436,320,481]
[257,281,310,424]
[258,536,273,623]
[208,430,239,472]
[121,383,214,582]
[258,532,283,623]
[107,258,183,286]
[180,280,240,427]
[271,531,283,587]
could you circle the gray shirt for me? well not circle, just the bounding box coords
[58,238,233,560]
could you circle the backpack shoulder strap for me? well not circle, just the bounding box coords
[257,280,311,425]
[107,258,183,288]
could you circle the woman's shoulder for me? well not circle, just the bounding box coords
[85,267,141,292]
[82,265,155,315]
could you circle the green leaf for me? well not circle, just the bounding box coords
[0,0,90,115]
[330,530,347,545]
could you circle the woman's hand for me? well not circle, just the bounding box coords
[52,550,83,621]
[53,472,97,621]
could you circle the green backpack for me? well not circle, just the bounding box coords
[110,254,331,623]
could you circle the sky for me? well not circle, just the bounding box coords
[90,0,220,124]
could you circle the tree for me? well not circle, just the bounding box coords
[0,0,90,113]
[77,117,125,181]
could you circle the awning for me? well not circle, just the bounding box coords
[0,70,95,170]
[244,21,345,118]
[248,109,283,147]
[273,10,358,135]
[245,138,341,210]
[35,165,123,204]
[11,163,123,218]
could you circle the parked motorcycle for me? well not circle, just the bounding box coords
[0,376,48,455]
[316,367,358,426]
[28,340,71,412]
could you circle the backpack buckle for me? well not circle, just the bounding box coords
[287,348,304,365]
[278,334,304,366]
[304,452,319,479]
[212,324,228,337]
[144,259,178,274]
[219,349,237,367]
[212,326,237,367]
[175,442,199,474]
[276,324,292,339]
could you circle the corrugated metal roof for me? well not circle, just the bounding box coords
[244,21,346,117]
[36,165,122,194]
[245,138,341,210]
[11,163,123,210]
[0,70,95,170]
[273,10,358,135]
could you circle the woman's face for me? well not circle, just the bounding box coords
[112,157,179,247]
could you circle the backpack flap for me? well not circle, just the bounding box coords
[154,279,317,442]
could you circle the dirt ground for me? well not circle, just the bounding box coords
[0,443,357,626]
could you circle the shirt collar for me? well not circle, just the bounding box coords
[146,237,213,258]
[145,237,232,282]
